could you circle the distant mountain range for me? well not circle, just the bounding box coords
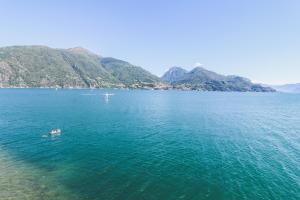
[0,45,275,92]
[161,66,275,92]
[269,83,300,93]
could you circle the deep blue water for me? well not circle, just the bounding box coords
[0,89,299,200]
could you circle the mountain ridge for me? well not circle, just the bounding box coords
[0,45,275,92]
[162,66,275,92]
[0,46,162,89]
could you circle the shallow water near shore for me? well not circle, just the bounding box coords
[0,89,299,200]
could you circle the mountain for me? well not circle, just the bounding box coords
[161,67,187,83]
[0,46,162,88]
[271,83,300,93]
[0,45,276,92]
[101,57,160,86]
[162,66,275,92]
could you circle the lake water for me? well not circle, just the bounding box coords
[0,89,299,200]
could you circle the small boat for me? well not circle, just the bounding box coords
[102,93,114,103]
[50,129,61,136]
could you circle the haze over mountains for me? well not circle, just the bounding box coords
[0,45,275,92]
[270,83,300,93]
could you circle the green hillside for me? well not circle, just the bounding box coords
[0,46,160,88]
[101,57,160,86]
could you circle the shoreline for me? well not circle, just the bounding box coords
[0,87,277,92]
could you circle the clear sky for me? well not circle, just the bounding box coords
[1,0,299,84]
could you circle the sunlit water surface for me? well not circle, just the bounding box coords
[0,89,299,200]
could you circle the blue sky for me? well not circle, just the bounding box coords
[1,0,299,84]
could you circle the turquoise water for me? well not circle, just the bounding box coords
[0,89,299,200]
